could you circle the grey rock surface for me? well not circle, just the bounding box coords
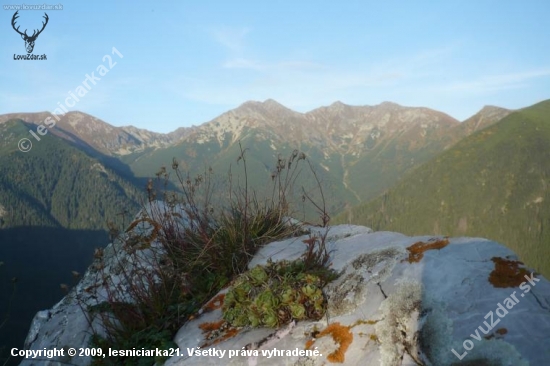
[167,230,550,366]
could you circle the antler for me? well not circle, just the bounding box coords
[11,11,48,40]
[11,10,26,37]
[29,13,49,39]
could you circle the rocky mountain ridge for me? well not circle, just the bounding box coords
[0,100,510,159]
[0,112,186,156]
[182,99,462,157]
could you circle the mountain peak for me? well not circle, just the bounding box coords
[239,99,285,108]
[479,105,509,113]
[377,101,401,109]
[262,98,284,107]
[460,105,512,133]
[330,100,347,107]
[236,99,299,116]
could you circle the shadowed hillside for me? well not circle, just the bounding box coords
[0,227,108,366]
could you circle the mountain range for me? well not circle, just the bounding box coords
[0,100,513,212]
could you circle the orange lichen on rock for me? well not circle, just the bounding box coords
[198,320,225,332]
[308,322,353,363]
[198,320,240,348]
[211,327,239,346]
[203,293,225,312]
[489,257,531,288]
[406,238,450,263]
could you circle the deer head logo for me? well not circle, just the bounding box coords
[11,11,49,54]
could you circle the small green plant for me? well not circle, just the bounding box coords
[222,259,333,328]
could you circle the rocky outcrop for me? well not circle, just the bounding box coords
[21,202,550,365]
[165,231,550,366]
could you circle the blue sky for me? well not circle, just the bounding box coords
[1,0,549,133]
